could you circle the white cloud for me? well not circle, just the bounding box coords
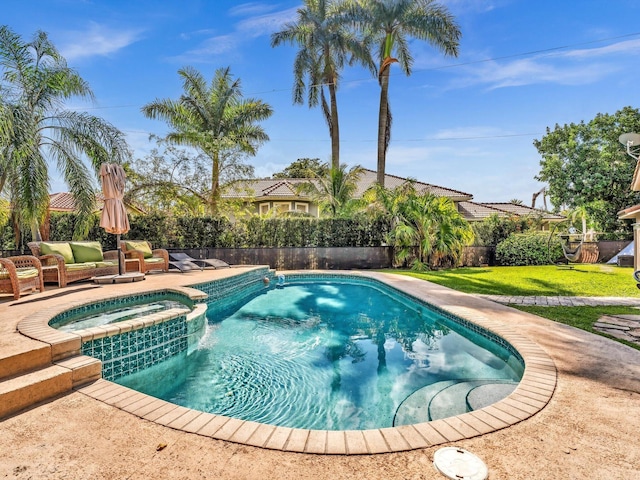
[449,37,639,90]
[59,22,142,61]
[169,4,297,64]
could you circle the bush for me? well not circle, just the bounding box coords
[43,213,390,249]
[496,233,563,266]
[472,214,541,246]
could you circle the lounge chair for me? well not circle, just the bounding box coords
[168,258,202,273]
[0,255,45,300]
[169,252,230,269]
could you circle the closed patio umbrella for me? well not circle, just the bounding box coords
[99,163,130,275]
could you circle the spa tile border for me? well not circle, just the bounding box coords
[72,270,556,455]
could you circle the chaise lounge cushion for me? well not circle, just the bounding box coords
[124,240,153,258]
[41,242,75,264]
[70,241,104,263]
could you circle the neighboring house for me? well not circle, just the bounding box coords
[48,192,145,214]
[224,169,473,218]
[465,202,565,230]
[224,168,563,227]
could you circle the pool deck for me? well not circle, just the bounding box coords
[1,268,639,479]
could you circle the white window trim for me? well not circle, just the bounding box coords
[274,202,291,213]
[294,202,309,213]
[259,203,270,214]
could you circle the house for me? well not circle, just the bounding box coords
[224,168,563,226]
[48,192,145,214]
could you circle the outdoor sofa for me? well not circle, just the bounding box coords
[0,255,45,300]
[28,241,121,287]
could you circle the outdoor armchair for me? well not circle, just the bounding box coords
[0,255,45,300]
[121,240,169,274]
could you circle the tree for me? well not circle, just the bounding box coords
[345,0,460,186]
[272,158,328,179]
[370,183,473,270]
[534,106,640,233]
[125,138,213,215]
[142,66,272,215]
[299,163,364,217]
[271,0,375,170]
[0,26,130,240]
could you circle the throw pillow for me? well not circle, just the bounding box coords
[125,240,153,259]
[40,242,75,264]
[70,241,104,263]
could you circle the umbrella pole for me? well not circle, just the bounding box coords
[117,234,124,275]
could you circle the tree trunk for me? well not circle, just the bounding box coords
[328,81,340,170]
[377,67,391,187]
[210,151,220,215]
[30,221,42,242]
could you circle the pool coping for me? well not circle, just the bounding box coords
[17,270,556,455]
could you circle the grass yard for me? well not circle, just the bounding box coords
[388,264,639,297]
[386,265,640,351]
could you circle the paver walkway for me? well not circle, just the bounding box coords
[476,294,640,347]
[475,294,640,307]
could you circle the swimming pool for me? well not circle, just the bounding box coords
[116,275,523,430]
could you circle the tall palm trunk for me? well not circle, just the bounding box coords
[377,66,391,186]
[328,80,340,170]
[210,151,220,215]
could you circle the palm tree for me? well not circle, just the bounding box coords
[0,27,130,240]
[271,0,375,170]
[345,0,460,186]
[370,183,473,270]
[142,67,273,215]
[299,163,364,217]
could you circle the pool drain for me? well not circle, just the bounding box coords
[433,447,488,480]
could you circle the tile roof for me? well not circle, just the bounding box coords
[482,202,565,220]
[49,192,105,212]
[223,169,473,202]
[457,201,512,220]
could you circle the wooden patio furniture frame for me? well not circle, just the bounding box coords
[120,241,169,274]
[0,255,45,300]
[27,241,123,288]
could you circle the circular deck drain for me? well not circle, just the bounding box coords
[433,447,488,480]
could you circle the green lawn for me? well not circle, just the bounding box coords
[387,264,639,297]
[385,265,640,351]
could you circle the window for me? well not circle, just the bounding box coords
[294,203,309,213]
[259,203,270,215]
[274,202,291,214]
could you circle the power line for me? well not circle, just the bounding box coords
[72,30,640,112]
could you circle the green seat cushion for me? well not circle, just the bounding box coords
[125,240,153,259]
[70,241,104,263]
[65,262,97,271]
[0,267,39,280]
[40,242,75,264]
[144,257,165,264]
[95,260,118,268]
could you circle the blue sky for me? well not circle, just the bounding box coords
[4,0,640,205]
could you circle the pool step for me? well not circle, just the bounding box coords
[394,380,519,425]
[0,340,51,381]
[0,355,101,419]
[428,381,488,420]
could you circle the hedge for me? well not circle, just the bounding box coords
[495,233,563,266]
[1,213,390,250]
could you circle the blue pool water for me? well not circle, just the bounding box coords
[116,279,523,430]
[51,297,190,332]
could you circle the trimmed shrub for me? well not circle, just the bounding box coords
[496,233,563,266]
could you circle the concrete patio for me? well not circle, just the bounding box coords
[1,268,639,479]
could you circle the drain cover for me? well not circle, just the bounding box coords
[433,447,488,480]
